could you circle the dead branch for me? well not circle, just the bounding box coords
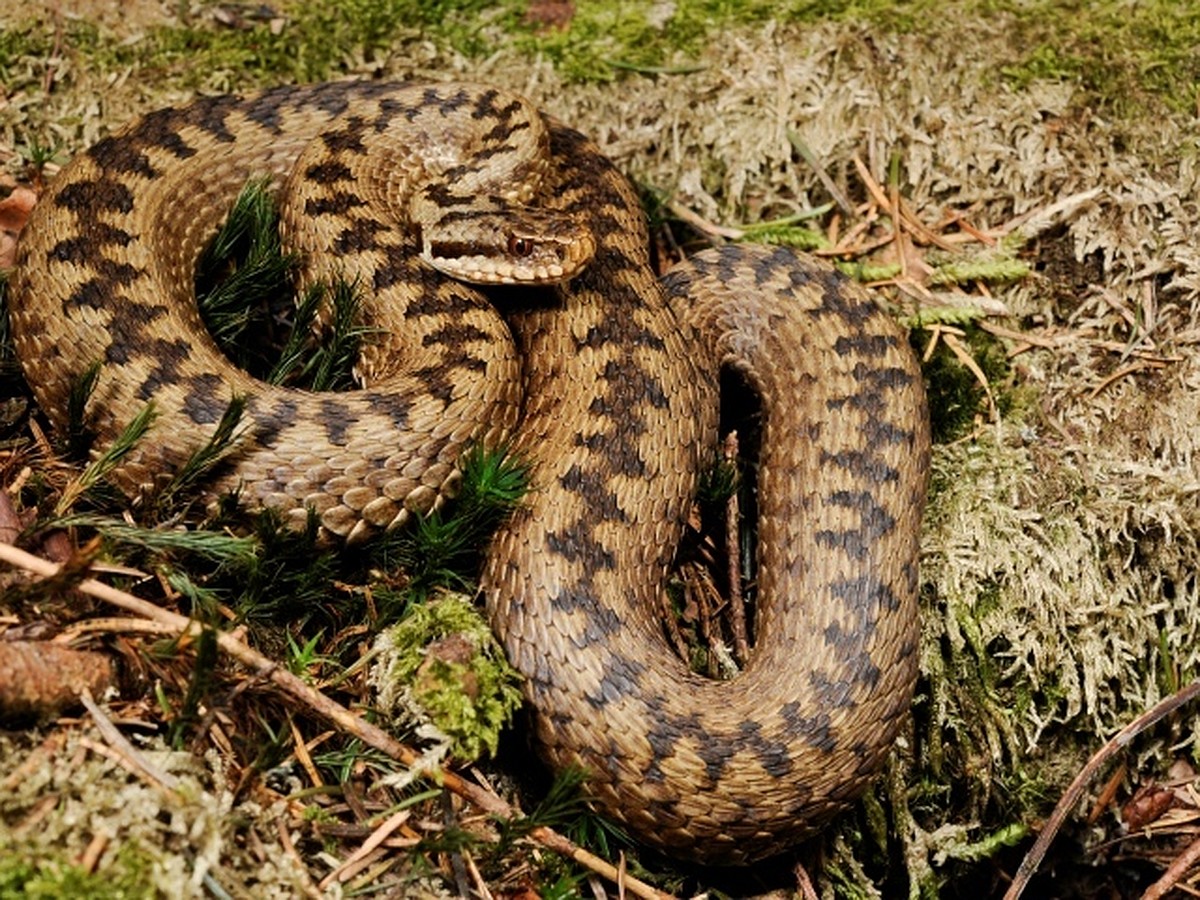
[0,540,676,900]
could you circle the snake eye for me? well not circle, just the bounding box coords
[508,235,534,257]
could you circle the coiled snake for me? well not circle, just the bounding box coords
[9,81,930,865]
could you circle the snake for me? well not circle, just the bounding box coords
[8,80,930,865]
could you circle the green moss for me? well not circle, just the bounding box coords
[0,22,51,83]
[6,0,1194,114]
[995,0,1200,115]
[916,325,1014,444]
[372,594,524,761]
[370,444,530,607]
[0,842,156,900]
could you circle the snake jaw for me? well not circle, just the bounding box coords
[420,212,597,285]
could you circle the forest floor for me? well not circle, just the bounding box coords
[1,1,1199,898]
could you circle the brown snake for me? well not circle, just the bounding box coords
[8,81,930,865]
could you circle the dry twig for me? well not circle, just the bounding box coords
[1140,831,1200,900]
[0,540,677,900]
[722,431,750,663]
[1003,680,1200,899]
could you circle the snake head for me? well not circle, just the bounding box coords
[419,207,597,285]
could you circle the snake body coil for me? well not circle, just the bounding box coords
[9,81,930,865]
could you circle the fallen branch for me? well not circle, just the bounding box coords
[1003,679,1200,899]
[0,540,676,900]
[1140,831,1200,900]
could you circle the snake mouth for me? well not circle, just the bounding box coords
[419,210,597,286]
[425,239,576,284]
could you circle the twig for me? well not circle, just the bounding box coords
[898,195,960,252]
[1003,680,1200,899]
[288,715,326,790]
[442,791,473,898]
[1140,831,1200,900]
[788,129,855,217]
[463,848,496,900]
[80,689,181,791]
[42,8,65,96]
[994,187,1103,242]
[852,155,893,221]
[794,861,819,900]
[319,809,411,889]
[687,563,719,678]
[1,731,66,793]
[276,815,324,900]
[721,431,750,663]
[77,831,109,874]
[1087,360,1163,401]
[655,581,690,661]
[1086,762,1127,825]
[0,540,677,900]
[664,199,745,241]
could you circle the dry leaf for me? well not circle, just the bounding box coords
[0,186,37,233]
[524,0,574,32]
[0,186,37,268]
[1122,783,1176,831]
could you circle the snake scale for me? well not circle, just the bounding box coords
[9,80,930,865]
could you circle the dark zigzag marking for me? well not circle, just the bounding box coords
[813,489,897,560]
[54,179,135,215]
[47,223,135,264]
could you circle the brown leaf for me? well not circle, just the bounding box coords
[0,186,37,233]
[0,230,17,271]
[0,186,37,268]
[1122,783,1175,831]
[524,0,574,32]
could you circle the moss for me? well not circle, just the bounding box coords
[0,21,53,83]
[111,0,422,87]
[995,0,1200,115]
[916,325,1014,444]
[510,0,972,82]
[6,0,1196,114]
[372,594,524,761]
[0,842,156,899]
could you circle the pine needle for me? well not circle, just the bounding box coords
[929,257,1031,286]
[65,360,102,460]
[55,402,157,516]
[266,282,324,386]
[737,207,834,250]
[195,176,296,369]
[373,444,530,607]
[150,395,248,517]
[280,277,372,392]
[48,514,258,563]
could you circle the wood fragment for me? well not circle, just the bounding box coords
[1086,762,1126,825]
[318,808,411,889]
[1140,831,1200,900]
[0,640,116,721]
[795,861,819,900]
[1002,680,1200,899]
[81,690,181,791]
